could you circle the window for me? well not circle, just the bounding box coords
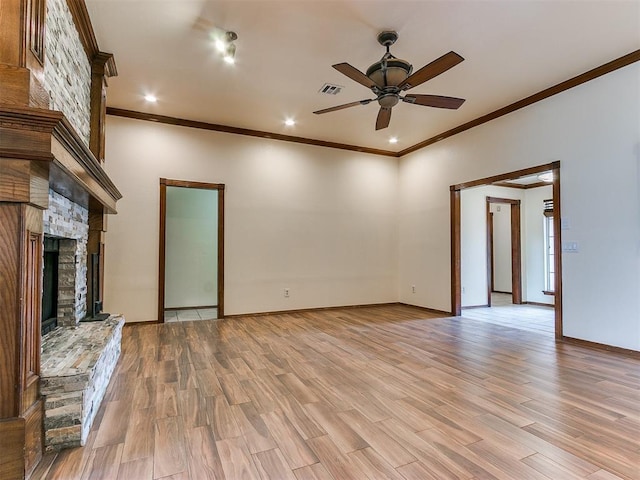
[543,200,554,294]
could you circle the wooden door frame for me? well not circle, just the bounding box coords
[450,161,563,340]
[486,197,522,306]
[159,178,225,322]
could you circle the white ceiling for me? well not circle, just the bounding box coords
[86,1,640,153]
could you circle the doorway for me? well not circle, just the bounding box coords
[486,197,522,306]
[158,179,225,322]
[451,162,563,339]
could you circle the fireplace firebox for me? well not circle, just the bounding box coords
[41,236,59,335]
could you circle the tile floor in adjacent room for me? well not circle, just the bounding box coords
[164,308,218,322]
[462,292,555,335]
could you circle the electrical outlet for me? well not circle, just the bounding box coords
[411,285,416,294]
[284,288,290,298]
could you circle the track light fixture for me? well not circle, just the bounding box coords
[213,30,237,64]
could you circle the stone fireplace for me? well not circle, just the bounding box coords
[0,0,122,476]
[39,189,124,451]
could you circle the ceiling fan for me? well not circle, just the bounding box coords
[314,31,466,130]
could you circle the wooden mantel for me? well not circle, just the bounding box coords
[0,105,122,213]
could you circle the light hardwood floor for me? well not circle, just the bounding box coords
[36,304,639,480]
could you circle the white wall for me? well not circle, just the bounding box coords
[460,186,525,307]
[103,117,399,321]
[399,63,640,350]
[164,186,218,308]
[492,203,513,293]
[524,186,554,305]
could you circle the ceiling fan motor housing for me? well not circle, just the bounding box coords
[366,58,413,88]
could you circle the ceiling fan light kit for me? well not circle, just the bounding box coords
[314,30,466,130]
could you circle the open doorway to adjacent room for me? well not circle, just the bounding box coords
[450,162,562,339]
[158,179,225,322]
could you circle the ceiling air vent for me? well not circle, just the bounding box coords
[319,83,343,95]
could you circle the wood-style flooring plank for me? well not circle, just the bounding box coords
[153,416,187,479]
[207,394,242,440]
[337,409,416,468]
[215,437,261,480]
[231,402,277,454]
[116,457,153,480]
[218,373,251,405]
[121,406,155,462]
[253,448,298,480]
[305,435,363,480]
[261,409,319,470]
[381,417,475,480]
[82,444,123,480]
[292,463,334,480]
[347,447,406,480]
[184,425,224,480]
[92,400,129,448]
[303,402,368,454]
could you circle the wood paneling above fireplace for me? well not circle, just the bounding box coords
[0,105,122,212]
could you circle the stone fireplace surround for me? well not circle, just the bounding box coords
[43,189,89,327]
[38,188,124,451]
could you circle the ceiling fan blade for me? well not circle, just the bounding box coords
[333,63,378,89]
[313,99,373,114]
[398,51,464,90]
[403,94,465,109]
[376,107,392,130]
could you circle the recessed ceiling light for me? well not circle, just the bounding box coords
[144,94,157,103]
[389,137,398,144]
[284,118,295,126]
[538,172,554,182]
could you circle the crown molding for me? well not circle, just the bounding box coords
[106,108,399,157]
[399,49,640,156]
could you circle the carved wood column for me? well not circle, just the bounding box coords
[90,52,117,163]
[86,53,116,294]
[0,1,51,476]
[0,158,51,480]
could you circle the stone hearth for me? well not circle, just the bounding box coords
[41,315,125,450]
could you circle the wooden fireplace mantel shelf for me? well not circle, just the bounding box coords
[0,104,122,213]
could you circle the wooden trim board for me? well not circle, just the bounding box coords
[106,108,398,158]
